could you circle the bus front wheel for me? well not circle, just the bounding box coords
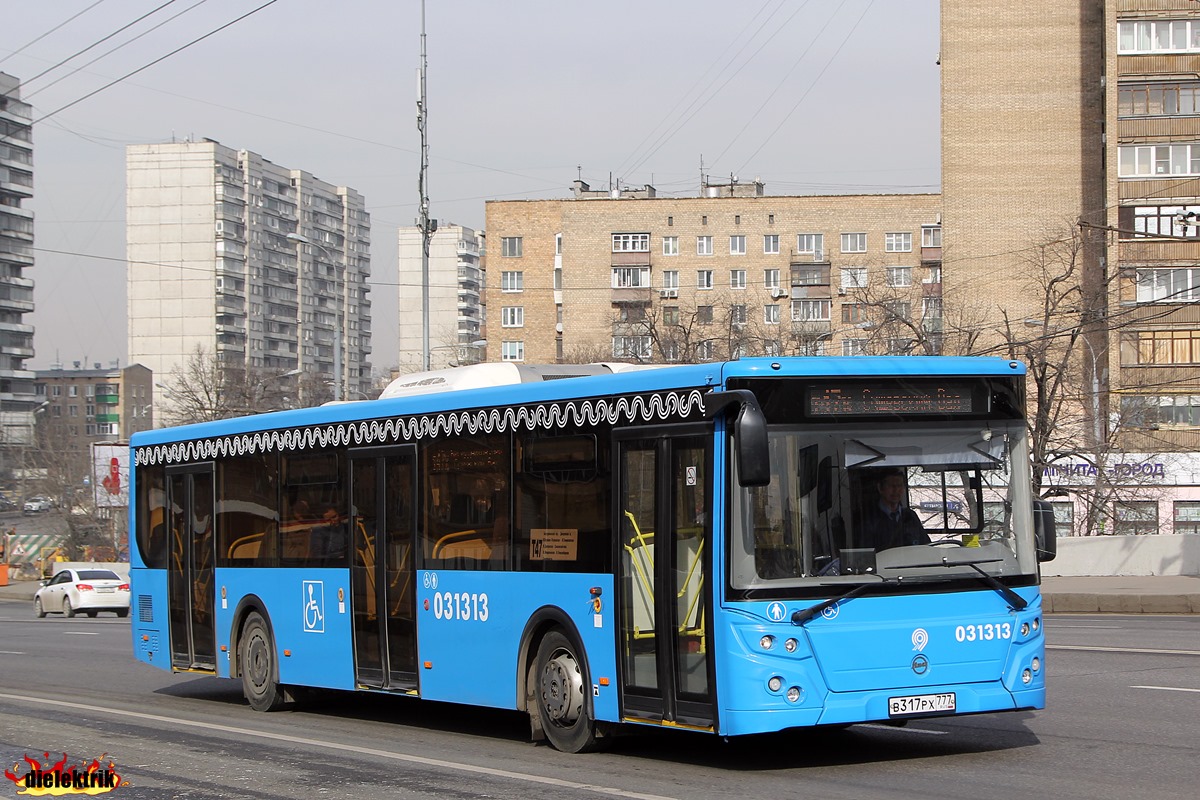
[534,630,599,753]
[240,612,284,712]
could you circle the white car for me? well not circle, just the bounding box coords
[34,568,130,618]
[23,497,53,514]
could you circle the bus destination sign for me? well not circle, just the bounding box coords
[807,381,979,416]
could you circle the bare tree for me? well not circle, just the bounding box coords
[158,346,308,425]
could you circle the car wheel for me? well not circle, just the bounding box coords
[63,597,75,618]
[116,609,129,618]
[86,610,97,618]
[240,611,285,711]
[534,629,600,753]
[34,597,45,618]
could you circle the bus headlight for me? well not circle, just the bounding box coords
[760,635,775,650]
[1022,668,1032,685]
[1032,617,1040,632]
[768,676,783,692]
[784,638,798,653]
[1020,622,1030,636]
[1031,657,1041,673]
[786,686,802,703]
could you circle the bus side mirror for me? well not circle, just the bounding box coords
[704,389,770,487]
[1033,500,1057,562]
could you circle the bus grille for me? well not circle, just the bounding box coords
[138,595,154,623]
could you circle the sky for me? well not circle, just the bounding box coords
[2,0,941,373]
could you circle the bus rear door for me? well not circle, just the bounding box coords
[167,464,217,672]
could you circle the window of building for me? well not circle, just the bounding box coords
[886,266,912,287]
[697,270,714,290]
[764,304,781,324]
[695,341,713,361]
[612,233,650,252]
[661,341,679,361]
[841,267,868,289]
[1121,394,1200,427]
[1119,82,1200,117]
[1118,143,1200,178]
[618,305,646,323]
[1114,501,1158,535]
[792,267,824,286]
[1136,268,1200,302]
[663,270,679,289]
[842,303,868,324]
[885,232,912,252]
[729,235,746,255]
[925,265,942,284]
[796,233,824,257]
[1122,205,1200,238]
[886,337,914,355]
[612,336,652,360]
[763,234,779,254]
[764,268,780,290]
[663,236,679,256]
[792,299,831,321]
[842,338,868,356]
[730,269,747,289]
[501,341,525,362]
[501,271,524,292]
[1118,19,1200,54]
[730,305,747,326]
[612,267,651,288]
[884,300,912,321]
[555,233,562,256]
[501,237,523,257]
[663,306,681,326]
[1174,501,1200,534]
[68,386,78,398]
[840,232,867,253]
[922,225,942,247]
[1136,330,1200,364]
[697,236,713,256]
[501,307,524,328]
[697,306,713,324]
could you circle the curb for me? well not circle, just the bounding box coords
[1043,593,1200,614]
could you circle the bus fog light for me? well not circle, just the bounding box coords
[1031,657,1040,672]
[1020,622,1030,636]
[760,635,775,650]
[1022,668,1032,684]
[768,676,783,692]
[786,686,802,703]
[784,638,798,653]
[1032,618,1040,632]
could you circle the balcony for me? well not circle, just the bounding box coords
[920,246,942,264]
[611,251,652,267]
[1119,237,1200,265]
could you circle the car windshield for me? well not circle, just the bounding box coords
[77,570,121,581]
[729,420,1037,592]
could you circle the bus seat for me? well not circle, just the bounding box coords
[432,529,492,560]
[227,532,263,560]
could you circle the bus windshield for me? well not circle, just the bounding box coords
[729,420,1036,592]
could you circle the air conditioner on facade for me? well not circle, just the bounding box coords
[770,288,788,299]
[660,289,678,299]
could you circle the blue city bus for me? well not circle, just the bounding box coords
[129,357,1055,752]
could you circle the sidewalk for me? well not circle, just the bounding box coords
[3,575,1199,612]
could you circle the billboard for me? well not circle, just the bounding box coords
[92,443,130,509]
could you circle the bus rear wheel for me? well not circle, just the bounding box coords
[240,612,284,711]
[535,630,599,753]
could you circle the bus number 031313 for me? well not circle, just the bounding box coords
[955,622,1012,642]
[432,591,490,622]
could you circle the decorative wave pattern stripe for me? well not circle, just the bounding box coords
[136,389,707,466]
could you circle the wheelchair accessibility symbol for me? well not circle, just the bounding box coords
[302,580,325,633]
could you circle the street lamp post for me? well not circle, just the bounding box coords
[1025,319,1104,448]
[288,233,347,402]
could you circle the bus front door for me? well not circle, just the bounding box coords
[349,447,418,691]
[617,432,715,730]
[166,464,217,672]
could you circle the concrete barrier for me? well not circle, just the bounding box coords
[1045,533,1200,577]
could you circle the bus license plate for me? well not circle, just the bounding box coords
[888,692,956,717]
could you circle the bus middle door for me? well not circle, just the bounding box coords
[166,463,217,673]
[616,429,715,730]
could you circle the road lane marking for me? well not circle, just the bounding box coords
[1131,685,1200,694]
[856,724,948,736]
[1048,644,1200,656]
[0,651,25,655]
[0,692,677,800]
[62,632,100,636]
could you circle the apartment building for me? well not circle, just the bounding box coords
[127,139,372,406]
[397,223,485,372]
[34,362,154,445]
[0,73,38,448]
[485,181,942,364]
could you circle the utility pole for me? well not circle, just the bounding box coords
[417,0,433,371]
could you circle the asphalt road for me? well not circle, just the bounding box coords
[0,602,1197,800]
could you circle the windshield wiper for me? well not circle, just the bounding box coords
[792,577,890,626]
[900,555,1028,611]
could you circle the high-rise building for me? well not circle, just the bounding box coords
[127,139,372,407]
[0,73,38,449]
[397,223,485,372]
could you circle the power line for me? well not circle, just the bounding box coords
[0,0,109,68]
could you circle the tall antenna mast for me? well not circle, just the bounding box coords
[417,0,432,370]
